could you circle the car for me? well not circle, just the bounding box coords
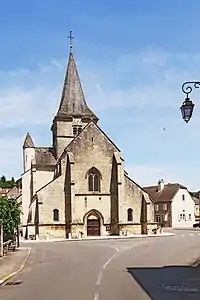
[193,222,200,228]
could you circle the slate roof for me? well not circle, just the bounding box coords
[143,183,187,202]
[192,196,200,205]
[35,147,56,166]
[23,133,35,148]
[57,52,98,121]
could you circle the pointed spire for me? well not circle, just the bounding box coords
[23,132,35,149]
[56,33,98,121]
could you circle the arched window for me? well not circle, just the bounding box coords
[87,167,101,192]
[127,208,133,221]
[53,209,59,221]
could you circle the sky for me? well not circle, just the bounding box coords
[1,0,200,191]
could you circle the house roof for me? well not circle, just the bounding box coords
[56,52,98,121]
[34,147,56,166]
[143,183,187,202]
[192,196,200,205]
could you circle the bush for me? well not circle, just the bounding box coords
[0,196,21,241]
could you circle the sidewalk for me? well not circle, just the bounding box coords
[0,247,31,284]
[21,232,174,243]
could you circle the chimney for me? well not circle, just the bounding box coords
[158,179,164,192]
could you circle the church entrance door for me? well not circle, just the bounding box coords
[87,215,100,236]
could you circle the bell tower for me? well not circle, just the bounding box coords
[51,31,98,158]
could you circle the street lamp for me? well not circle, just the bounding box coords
[181,81,198,122]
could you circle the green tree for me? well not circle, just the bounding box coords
[0,196,21,241]
[0,175,6,183]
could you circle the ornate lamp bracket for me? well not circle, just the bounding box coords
[182,81,200,99]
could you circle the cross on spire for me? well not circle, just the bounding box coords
[68,30,74,52]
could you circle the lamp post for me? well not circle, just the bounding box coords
[181,81,198,122]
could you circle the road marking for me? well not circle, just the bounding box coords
[181,234,184,237]
[110,245,120,252]
[189,233,194,236]
[96,270,103,286]
[162,283,200,292]
[94,292,99,300]
[94,240,149,299]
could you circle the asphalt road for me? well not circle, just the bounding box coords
[1,229,200,300]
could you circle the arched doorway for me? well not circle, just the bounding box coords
[87,213,100,236]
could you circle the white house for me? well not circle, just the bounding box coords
[144,179,195,228]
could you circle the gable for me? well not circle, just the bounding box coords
[60,121,120,161]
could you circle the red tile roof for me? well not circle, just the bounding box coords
[143,183,187,202]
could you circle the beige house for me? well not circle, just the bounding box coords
[21,43,156,240]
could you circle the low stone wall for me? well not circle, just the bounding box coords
[147,223,158,235]
[118,224,141,236]
[39,225,66,240]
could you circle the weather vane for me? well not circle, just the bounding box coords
[68,30,74,52]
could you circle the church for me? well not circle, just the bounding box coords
[21,34,156,240]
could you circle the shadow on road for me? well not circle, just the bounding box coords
[127,265,200,300]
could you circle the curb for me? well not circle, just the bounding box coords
[21,233,175,243]
[191,259,200,268]
[0,247,31,285]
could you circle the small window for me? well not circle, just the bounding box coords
[73,127,77,135]
[180,213,182,220]
[78,127,82,134]
[155,204,159,211]
[163,204,167,210]
[183,213,186,221]
[156,215,161,223]
[127,208,133,221]
[182,195,185,201]
[53,209,59,221]
[189,214,192,220]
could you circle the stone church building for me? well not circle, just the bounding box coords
[21,41,156,240]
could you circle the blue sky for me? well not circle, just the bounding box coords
[1,0,200,190]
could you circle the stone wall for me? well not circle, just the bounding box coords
[122,175,143,223]
[65,122,121,228]
[36,176,65,225]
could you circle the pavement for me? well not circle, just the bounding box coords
[0,247,31,285]
[1,229,200,299]
[21,231,174,243]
